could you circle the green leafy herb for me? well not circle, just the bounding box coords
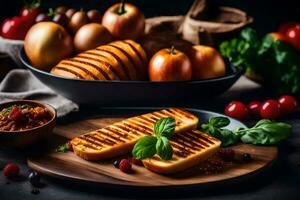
[132,117,175,160]
[132,136,157,160]
[237,119,292,145]
[55,143,69,153]
[220,27,300,96]
[154,117,176,138]
[201,117,292,147]
[156,136,173,160]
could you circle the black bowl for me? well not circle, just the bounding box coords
[19,48,242,105]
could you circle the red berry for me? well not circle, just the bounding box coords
[119,159,132,173]
[131,158,143,166]
[3,163,20,178]
[225,101,248,120]
[247,101,262,116]
[278,95,298,114]
[260,100,281,119]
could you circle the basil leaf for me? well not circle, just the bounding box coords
[209,117,230,128]
[156,136,173,160]
[55,143,69,153]
[219,129,239,147]
[132,136,157,159]
[240,120,292,145]
[154,117,176,138]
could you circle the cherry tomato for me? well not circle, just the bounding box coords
[279,22,298,35]
[35,13,51,23]
[20,0,41,25]
[286,25,300,51]
[247,100,262,116]
[260,100,281,119]
[278,95,298,114]
[8,106,24,122]
[1,17,31,40]
[225,101,248,120]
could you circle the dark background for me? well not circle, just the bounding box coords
[1,0,300,34]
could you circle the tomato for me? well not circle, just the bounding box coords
[1,17,31,40]
[225,101,248,120]
[247,101,262,116]
[20,7,41,25]
[279,22,298,35]
[148,47,192,81]
[278,95,298,114]
[102,2,145,40]
[260,100,281,119]
[286,25,300,51]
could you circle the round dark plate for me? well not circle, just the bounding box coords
[19,48,242,105]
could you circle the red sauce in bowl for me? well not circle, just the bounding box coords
[0,104,52,131]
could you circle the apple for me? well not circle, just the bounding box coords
[188,45,226,80]
[149,47,192,81]
[102,0,145,40]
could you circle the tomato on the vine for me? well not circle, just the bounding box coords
[286,25,300,52]
[279,22,298,35]
[247,101,262,116]
[278,95,298,114]
[20,0,42,25]
[225,101,248,120]
[260,100,281,119]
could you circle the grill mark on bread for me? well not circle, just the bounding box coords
[91,133,116,145]
[81,143,100,150]
[60,60,99,80]
[169,108,196,120]
[96,130,126,143]
[122,40,145,66]
[124,120,153,134]
[172,134,203,151]
[84,51,129,80]
[137,116,156,124]
[76,55,121,80]
[189,130,217,145]
[105,127,132,140]
[109,44,141,77]
[116,123,149,136]
[79,135,105,148]
[95,48,131,80]
[66,58,111,80]
[78,137,102,150]
[52,66,85,79]
[184,131,210,147]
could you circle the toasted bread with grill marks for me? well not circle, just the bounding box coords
[71,108,199,160]
[142,130,221,174]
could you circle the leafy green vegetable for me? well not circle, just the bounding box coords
[201,117,292,147]
[55,143,69,153]
[132,117,175,160]
[220,27,300,96]
[154,117,175,138]
[156,136,173,160]
[201,117,238,147]
[237,119,292,145]
[132,136,157,159]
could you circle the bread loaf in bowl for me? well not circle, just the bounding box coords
[51,40,147,81]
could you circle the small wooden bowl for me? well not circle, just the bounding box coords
[0,100,57,148]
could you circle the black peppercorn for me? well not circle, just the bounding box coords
[242,153,252,162]
[113,160,120,168]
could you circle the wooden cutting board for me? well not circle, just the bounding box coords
[27,109,278,188]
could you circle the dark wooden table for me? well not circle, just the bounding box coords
[1,76,300,200]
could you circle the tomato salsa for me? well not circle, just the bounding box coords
[0,104,52,131]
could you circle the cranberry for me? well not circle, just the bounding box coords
[119,159,132,173]
[3,163,20,178]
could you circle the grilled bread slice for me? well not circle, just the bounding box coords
[142,130,221,174]
[71,108,199,160]
[51,40,147,81]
